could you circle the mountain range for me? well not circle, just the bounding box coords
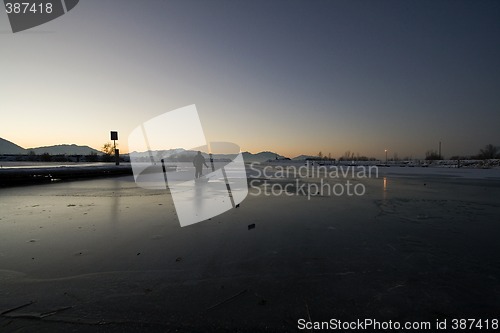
[129,149,288,163]
[1,137,314,161]
[0,137,101,155]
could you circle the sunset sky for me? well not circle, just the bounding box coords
[1,0,499,159]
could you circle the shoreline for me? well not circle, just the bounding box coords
[0,164,133,187]
[2,161,500,188]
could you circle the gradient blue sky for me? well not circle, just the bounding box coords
[1,0,499,159]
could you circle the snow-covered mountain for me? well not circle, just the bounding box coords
[28,144,101,155]
[0,137,26,154]
[0,137,101,155]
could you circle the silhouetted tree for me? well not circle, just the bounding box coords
[342,151,351,161]
[425,150,441,160]
[28,150,37,161]
[478,144,499,159]
[85,152,98,162]
[101,142,116,162]
[102,142,114,155]
[40,153,52,162]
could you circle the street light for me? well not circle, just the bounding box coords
[385,149,388,165]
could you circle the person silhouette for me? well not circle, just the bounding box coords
[193,151,208,178]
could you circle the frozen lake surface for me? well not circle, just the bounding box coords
[0,166,499,331]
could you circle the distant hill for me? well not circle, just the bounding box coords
[0,137,26,154]
[27,144,102,155]
[242,151,287,163]
[292,154,318,161]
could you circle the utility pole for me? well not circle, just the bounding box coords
[439,141,442,159]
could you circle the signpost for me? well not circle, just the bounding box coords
[110,131,119,165]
